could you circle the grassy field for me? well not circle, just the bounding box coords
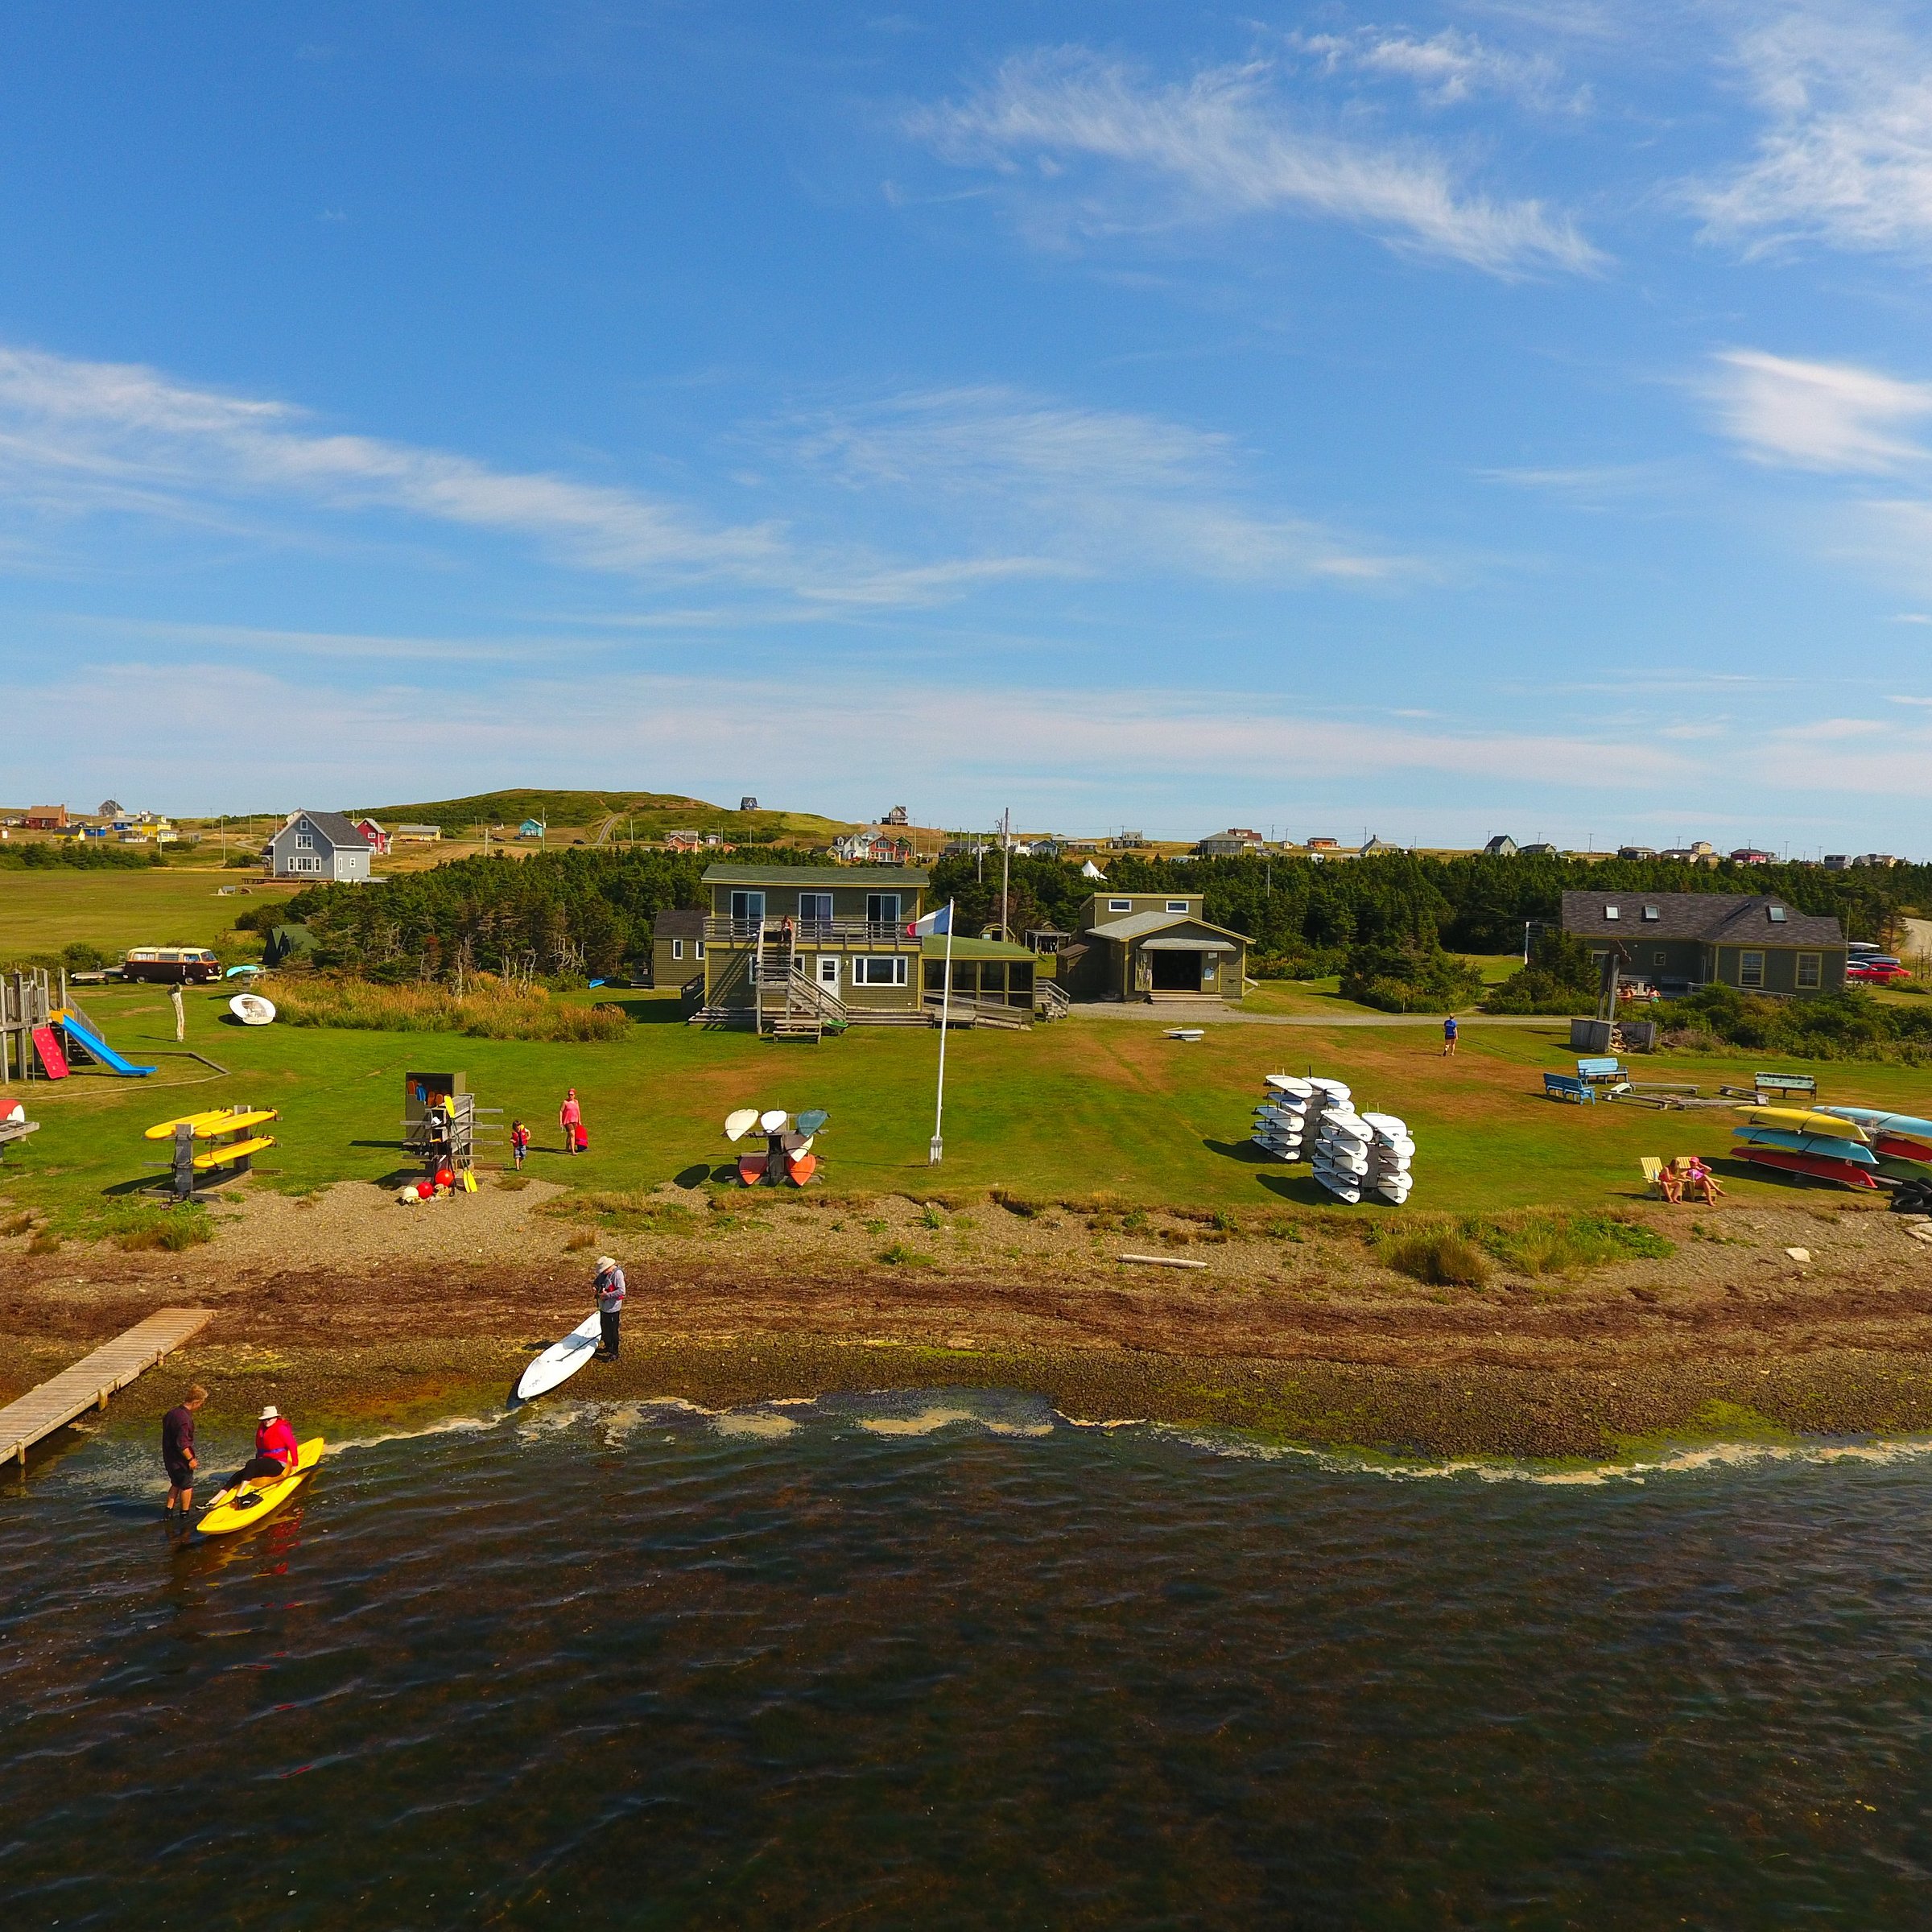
[0,868,299,957]
[6,980,1932,1235]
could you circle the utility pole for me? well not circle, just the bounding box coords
[1000,807,1013,944]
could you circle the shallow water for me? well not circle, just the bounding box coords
[6,1391,1932,1929]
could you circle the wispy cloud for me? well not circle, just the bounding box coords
[1703,348,1932,471]
[903,49,1602,276]
[1287,27,1575,111]
[785,385,1415,582]
[1697,7,1932,258]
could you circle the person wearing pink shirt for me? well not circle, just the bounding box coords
[559,1088,584,1154]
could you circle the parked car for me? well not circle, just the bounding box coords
[121,947,222,985]
[1847,959,1912,984]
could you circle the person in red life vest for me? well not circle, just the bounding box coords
[222,1404,300,1494]
[592,1254,625,1360]
[559,1088,584,1154]
[510,1119,530,1169]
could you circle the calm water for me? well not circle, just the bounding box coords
[6,1392,1932,1930]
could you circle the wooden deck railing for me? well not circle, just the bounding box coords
[704,919,921,949]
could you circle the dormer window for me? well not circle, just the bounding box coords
[1642,906,1659,921]
[1769,905,1786,923]
[1604,905,1620,920]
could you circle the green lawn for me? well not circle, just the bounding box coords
[6,982,1932,1233]
[0,868,299,958]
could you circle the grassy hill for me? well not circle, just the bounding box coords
[356,790,857,846]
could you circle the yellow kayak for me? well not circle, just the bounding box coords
[145,1108,280,1141]
[198,1437,324,1536]
[1732,1106,1868,1142]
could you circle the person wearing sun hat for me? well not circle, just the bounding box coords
[221,1403,301,1496]
[592,1254,626,1360]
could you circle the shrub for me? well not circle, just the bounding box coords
[1484,932,1600,1015]
[1649,986,1932,1065]
[877,1242,935,1267]
[1381,1229,1493,1287]
[273,974,628,1042]
[1340,938,1485,1013]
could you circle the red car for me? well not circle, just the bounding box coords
[1847,959,1912,983]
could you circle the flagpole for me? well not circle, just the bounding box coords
[929,898,954,1164]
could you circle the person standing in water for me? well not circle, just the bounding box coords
[559,1088,583,1154]
[161,1385,206,1517]
[593,1254,625,1360]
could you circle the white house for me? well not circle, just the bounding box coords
[269,810,372,882]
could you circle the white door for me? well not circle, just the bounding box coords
[816,956,840,987]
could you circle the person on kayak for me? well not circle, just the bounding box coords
[593,1254,625,1360]
[223,1404,300,1493]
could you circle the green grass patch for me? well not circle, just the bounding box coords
[1380,1228,1493,1287]
[877,1241,935,1267]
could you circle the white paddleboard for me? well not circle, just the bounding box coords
[1265,1075,1315,1096]
[229,993,277,1026]
[515,1311,603,1402]
[724,1108,758,1142]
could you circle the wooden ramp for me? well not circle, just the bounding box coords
[1,1307,214,1465]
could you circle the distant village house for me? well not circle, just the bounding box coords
[23,806,68,830]
[394,823,442,844]
[269,811,374,882]
[1195,828,1265,857]
[354,817,391,855]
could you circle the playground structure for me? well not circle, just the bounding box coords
[145,1106,280,1200]
[2,968,160,1081]
[403,1071,503,1194]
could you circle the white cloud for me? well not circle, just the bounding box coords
[1697,8,1932,257]
[786,385,1414,582]
[1703,348,1932,471]
[1290,27,1572,110]
[904,50,1601,275]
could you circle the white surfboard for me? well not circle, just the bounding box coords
[229,993,277,1026]
[724,1108,759,1142]
[515,1311,604,1402]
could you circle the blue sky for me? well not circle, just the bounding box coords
[7,2,1932,850]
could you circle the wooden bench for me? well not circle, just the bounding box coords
[1544,1073,1596,1104]
[1754,1071,1818,1101]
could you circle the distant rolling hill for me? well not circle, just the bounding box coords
[360,789,857,846]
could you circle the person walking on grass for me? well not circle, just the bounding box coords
[559,1088,583,1155]
[593,1254,625,1360]
[510,1119,530,1170]
[162,1385,206,1518]
[170,982,186,1043]
[1441,1013,1459,1058]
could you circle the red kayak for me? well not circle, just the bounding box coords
[786,1152,817,1187]
[737,1152,768,1186]
[1873,1133,1932,1165]
[1739,1147,1879,1189]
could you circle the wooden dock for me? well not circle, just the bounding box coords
[1,1307,214,1465]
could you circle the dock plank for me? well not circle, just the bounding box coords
[2,1307,214,1463]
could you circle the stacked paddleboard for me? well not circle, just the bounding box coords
[1253,1075,1418,1203]
[1360,1113,1415,1205]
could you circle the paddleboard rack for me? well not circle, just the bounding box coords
[402,1071,503,1186]
[145,1105,281,1200]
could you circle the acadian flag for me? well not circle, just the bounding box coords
[906,903,952,937]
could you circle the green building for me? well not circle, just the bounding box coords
[1056,891,1249,1005]
[1560,890,1847,996]
[694,864,1046,1038]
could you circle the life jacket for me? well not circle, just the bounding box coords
[256,1417,299,1468]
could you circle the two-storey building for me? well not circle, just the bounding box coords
[268,810,373,882]
[1056,890,1249,1005]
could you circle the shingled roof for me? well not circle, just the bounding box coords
[1561,891,1843,947]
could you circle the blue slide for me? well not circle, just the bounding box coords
[55,1010,157,1076]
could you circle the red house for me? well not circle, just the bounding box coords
[354,817,392,855]
[24,805,68,830]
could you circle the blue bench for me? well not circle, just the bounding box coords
[1544,1073,1596,1104]
[1755,1071,1817,1101]
[1576,1056,1628,1085]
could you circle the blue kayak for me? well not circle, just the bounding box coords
[1816,1105,1932,1141]
[1735,1127,1878,1166]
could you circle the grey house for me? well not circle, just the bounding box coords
[1561,891,1845,997]
[269,810,372,883]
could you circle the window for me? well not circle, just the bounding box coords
[1166,900,1188,913]
[295,832,314,850]
[1769,905,1786,923]
[1604,905,1620,920]
[1798,952,1822,990]
[854,956,907,986]
[1653,951,1667,967]
[1108,898,1132,912]
[1740,950,1765,989]
[865,892,901,925]
[1642,906,1659,921]
[981,962,1007,993]
[816,955,840,987]
[671,939,683,961]
[799,893,834,923]
[729,890,765,923]
[694,941,704,961]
